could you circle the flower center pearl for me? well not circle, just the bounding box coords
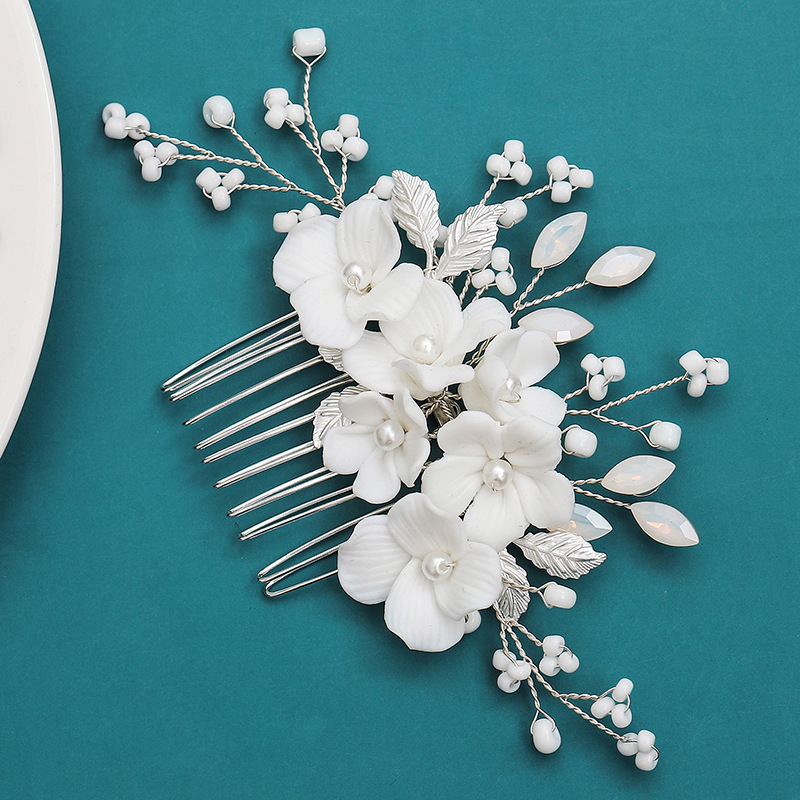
[341,262,372,293]
[482,458,513,491]
[421,552,455,581]
[412,333,439,364]
[373,419,405,450]
[498,374,522,403]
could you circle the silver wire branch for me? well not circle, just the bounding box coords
[498,618,547,721]
[480,175,500,205]
[573,485,631,510]
[508,180,552,204]
[563,385,587,402]
[512,280,588,316]
[233,183,338,207]
[510,267,546,315]
[339,152,349,198]
[566,374,688,416]
[286,120,344,207]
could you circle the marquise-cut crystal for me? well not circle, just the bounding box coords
[550,503,612,541]
[585,246,655,287]
[518,307,593,344]
[530,212,587,269]
[601,455,675,495]
[630,502,699,547]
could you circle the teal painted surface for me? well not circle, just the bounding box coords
[1,0,797,797]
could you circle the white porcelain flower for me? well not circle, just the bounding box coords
[422,410,574,550]
[341,277,511,400]
[272,194,424,349]
[321,389,430,503]
[337,493,502,652]
[460,328,566,425]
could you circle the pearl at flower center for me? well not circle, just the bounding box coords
[482,458,513,491]
[412,333,439,364]
[421,552,455,581]
[499,374,522,402]
[373,419,406,450]
[342,262,372,293]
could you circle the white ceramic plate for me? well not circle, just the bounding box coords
[0,0,61,458]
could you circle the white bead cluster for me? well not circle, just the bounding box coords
[492,649,532,693]
[546,155,594,204]
[591,678,634,728]
[679,350,730,397]
[471,247,517,295]
[485,139,532,186]
[102,103,150,141]
[133,140,179,182]
[320,114,368,161]
[617,729,659,771]
[272,202,322,233]
[539,634,579,676]
[263,87,306,130]
[581,353,625,401]
[195,167,245,211]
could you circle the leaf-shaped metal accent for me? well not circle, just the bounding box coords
[601,455,675,495]
[585,246,655,287]
[496,549,530,621]
[390,170,441,268]
[311,386,367,448]
[318,346,344,372]
[518,307,593,344]
[530,211,587,270]
[514,530,606,580]
[435,203,506,279]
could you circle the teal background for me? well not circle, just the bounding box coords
[2,0,797,797]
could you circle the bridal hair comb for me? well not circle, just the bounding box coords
[102,26,729,769]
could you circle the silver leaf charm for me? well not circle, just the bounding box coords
[318,346,344,371]
[514,530,606,580]
[496,549,530,621]
[312,386,367,448]
[391,170,441,268]
[435,203,505,279]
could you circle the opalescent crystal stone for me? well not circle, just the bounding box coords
[601,455,675,495]
[585,246,655,287]
[518,307,593,344]
[630,502,699,547]
[530,212,587,269]
[551,503,612,541]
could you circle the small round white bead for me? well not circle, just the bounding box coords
[464,610,481,633]
[338,114,360,138]
[542,583,577,609]
[373,419,405,450]
[538,655,560,676]
[264,105,287,130]
[581,353,603,375]
[687,373,708,397]
[569,168,594,188]
[124,112,150,140]
[588,374,609,401]
[496,671,520,693]
[546,155,570,181]
[551,180,572,203]
[506,659,532,683]
[612,678,634,702]
[221,168,245,190]
[104,116,128,139]
[611,703,632,728]
[679,349,706,376]
[373,175,395,200]
[486,153,511,178]
[563,427,597,458]
[412,333,438,362]
[557,650,579,673]
[140,156,162,182]
[285,103,306,126]
[211,186,231,211]
[320,129,344,152]
[273,211,299,233]
[133,140,155,162]
[531,718,561,754]
[541,635,565,657]
[155,142,179,165]
[591,696,615,719]
[263,88,289,108]
[509,160,533,186]
[292,27,326,58]
[102,102,126,123]
[471,268,495,289]
[502,139,525,162]
[195,167,221,192]
[495,272,517,296]
[492,649,515,672]
[705,357,729,385]
[342,136,368,161]
[482,458,513,491]
[617,735,639,757]
[498,198,527,227]
[635,750,658,771]
[636,730,656,752]
[602,356,626,382]
[649,421,682,451]
[202,95,234,128]
[490,247,510,271]
[298,202,321,221]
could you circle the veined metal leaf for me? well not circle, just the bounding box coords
[514,530,606,580]
[390,170,441,267]
[312,386,367,448]
[496,549,530,621]
[435,203,505,278]
[318,346,344,372]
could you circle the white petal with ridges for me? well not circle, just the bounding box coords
[273,215,340,293]
[437,410,503,459]
[352,447,402,503]
[502,415,563,473]
[338,391,395,427]
[290,273,363,349]
[393,437,430,487]
[463,484,527,550]
[345,262,424,324]
[447,297,511,358]
[322,424,377,474]
[514,387,567,426]
[336,195,402,283]
[422,454,486,515]
[341,332,408,395]
[388,493,468,561]
[513,470,575,530]
[434,542,502,619]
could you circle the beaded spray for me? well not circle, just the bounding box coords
[102,27,729,769]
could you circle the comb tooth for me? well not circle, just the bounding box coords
[242,467,337,509]
[195,375,350,450]
[201,412,314,463]
[162,311,297,390]
[214,441,316,488]
[235,486,356,533]
[184,356,323,425]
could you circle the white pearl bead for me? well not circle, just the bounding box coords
[495,272,517,296]
[490,247,510,271]
[581,353,603,375]
[373,419,405,450]
[471,268,495,289]
[373,175,395,200]
[557,650,579,673]
[496,671,520,693]
[202,95,234,128]
[502,139,525,162]
[285,103,306,126]
[320,129,344,152]
[102,102,126,123]
[195,167,221,192]
[687,373,708,397]
[140,156,162,182]
[705,357,729,385]
[338,114,360,138]
[569,168,594,188]
[435,224,448,246]
[679,349,706,376]
[155,142,179,165]
[421,553,454,581]
[221,168,245,190]
[591,696,615,719]
[588,374,608,401]
[541,634,565,657]
[486,153,511,178]
[492,649,515,672]
[546,155,570,181]
[273,211,298,233]
[542,583,577,609]
[649,421,681,451]
[124,112,150,140]
[342,262,372,291]
[482,458,513,491]
[133,140,155,162]
[498,198,527,227]
[211,185,231,211]
[611,703,632,728]
[506,659,532,683]
[635,750,658,771]
[464,610,481,633]
[263,88,289,108]
[602,356,625,382]
[636,730,656,753]
[551,180,572,203]
[412,334,438,363]
[342,136,368,161]
[510,160,533,186]
[298,202,321,221]
[563,427,597,458]
[538,655,560,676]
[292,27,326,58]
[264,105,287,129]
[531,718,561,754]
[498,374,522,402]
[617,735,639,757]
[612,678,634,702]
[104,116,128,139]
